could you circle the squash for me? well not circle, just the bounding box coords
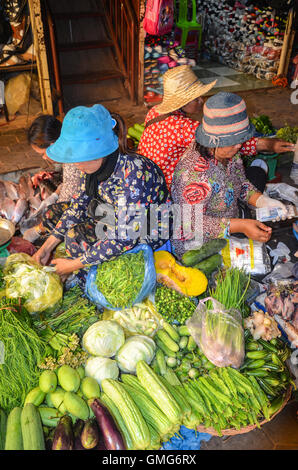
[154,251,207,297]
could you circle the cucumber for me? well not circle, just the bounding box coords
[156,330,179,352]
[21,404,45,450]
[162,321,180,343]
[0,409,7,450]
[5,407,23,450]
[193,254,223,277]
[155,349,167,376]
[182,239,227,267]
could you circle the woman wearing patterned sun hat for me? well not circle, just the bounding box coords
[171,92,289,259]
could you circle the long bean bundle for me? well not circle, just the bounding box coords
[95,251,145,309]
[0,298,47,414]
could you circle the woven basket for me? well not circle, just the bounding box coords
[196,386,292,437]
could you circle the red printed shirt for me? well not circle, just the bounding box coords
[138,105,259,190]
[138,107,199,190]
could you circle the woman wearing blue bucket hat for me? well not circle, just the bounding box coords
[171,92,288,259]
[32,104,171,280]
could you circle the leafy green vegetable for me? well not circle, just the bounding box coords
[34,286,100,338]
[82,320,125,357]
[275,124,298,143]
[95,251,145,309]
[209,267,251,314]
[0,297,47,414]
[250,115,275,136]
[3,253,63,314]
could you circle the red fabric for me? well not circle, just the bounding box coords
[138,107,199,190]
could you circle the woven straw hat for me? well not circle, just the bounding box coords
[155,65,217,115]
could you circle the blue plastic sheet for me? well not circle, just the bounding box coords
[84,244,156,310]
[161,426,212,450]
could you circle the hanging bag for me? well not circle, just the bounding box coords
[143,0,174,36]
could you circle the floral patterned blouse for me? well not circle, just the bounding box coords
[52,152,170,265]
[171,141,258,259]
[138,105,259,191]
[58,164,82,203]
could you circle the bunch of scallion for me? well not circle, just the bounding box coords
[0,297,47,414]
[95,251,145,309]
[209,267,251,313]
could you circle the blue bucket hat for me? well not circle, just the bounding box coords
[46,104,119,163]
[195,92,256,148]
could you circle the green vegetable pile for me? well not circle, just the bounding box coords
[0,298,47,414]
[275,124,298,143]
[155,284,197,324]
[152,323,221,382]
[34,286,100,337]
[209,267,251,313]
[242,332,294,399]
[95,251,145,309]
[249,114,275,136]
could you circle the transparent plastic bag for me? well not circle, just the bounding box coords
[221,237,271,276]
[3,253,63,313]
[186,297,245,368]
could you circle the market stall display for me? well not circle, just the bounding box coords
[0,234,295,450]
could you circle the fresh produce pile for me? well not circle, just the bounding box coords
[0,298,48,414]
[0,239,295,450]
[104,298,162,337]
[249,114,275,136]
[275,124,298,144]
[155,284,197,324]
[242,332,293,400]
[95,251,145,309]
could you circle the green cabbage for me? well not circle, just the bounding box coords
[115,335,156,373]
[3,253,63,314]
[85,356,119,386]
[82,320,125,357]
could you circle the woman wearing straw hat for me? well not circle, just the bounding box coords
[138,65,294,192]
[171,92,289,258]
[138,65,216,189]
[32,104,171,283]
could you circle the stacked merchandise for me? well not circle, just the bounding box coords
[196,0,288,80]
[144,35,196,103]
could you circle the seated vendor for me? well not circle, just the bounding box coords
[171,92,287,259]
[138,65,294,192]
[32,104,171,283]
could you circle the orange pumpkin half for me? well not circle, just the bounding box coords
[154,251,208,297]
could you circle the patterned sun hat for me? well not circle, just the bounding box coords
[155,65,217,115]
[195,92,256,148]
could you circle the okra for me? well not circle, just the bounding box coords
[199,377,231,405]
[220,368,238,399]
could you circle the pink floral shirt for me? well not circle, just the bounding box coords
[171,140,259,259]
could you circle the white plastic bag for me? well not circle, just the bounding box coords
[186,297,245,368]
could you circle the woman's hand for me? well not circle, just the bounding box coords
[32,245,52,265]
[51,258,84,276]
[257,138,295,154]
[32,235,61,265]
[236,219,272,242]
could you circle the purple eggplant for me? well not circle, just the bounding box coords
[73,419,86,450]
[90,399,126,450]
[52,415,74,450]
[81,419,100,450]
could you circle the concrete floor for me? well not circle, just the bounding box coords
[0,85,297,450]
